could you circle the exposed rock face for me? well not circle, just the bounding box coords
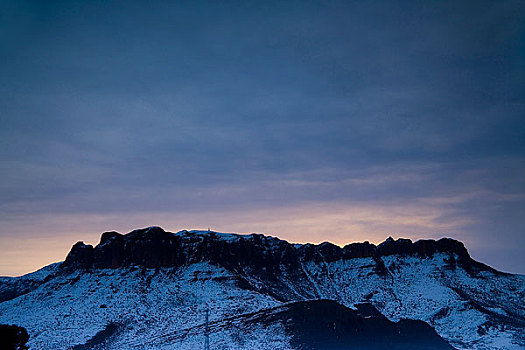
[60,226,497,301]
[62,226,491,274]
[377,236,469,257]
[64,242,94,269]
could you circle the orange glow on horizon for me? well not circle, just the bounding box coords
[0,200,473,277]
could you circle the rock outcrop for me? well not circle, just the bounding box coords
[62,226,491,274]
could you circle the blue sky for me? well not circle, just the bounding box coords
[1,0,524,275]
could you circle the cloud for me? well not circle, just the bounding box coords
[0,0,524,275]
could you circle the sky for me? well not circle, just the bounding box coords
[1,0,524,276]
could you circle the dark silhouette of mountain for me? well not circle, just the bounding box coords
[0,324,29,350]
[249,300,456,350]
[61,227,499,302]
[63,227,490,273]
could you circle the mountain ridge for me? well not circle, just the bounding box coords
[62,226,498,275]
[1,226,523,350]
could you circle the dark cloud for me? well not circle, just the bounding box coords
[1,0,524,275]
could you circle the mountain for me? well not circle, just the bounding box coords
[0,226,523,349]
[242,300,455,350]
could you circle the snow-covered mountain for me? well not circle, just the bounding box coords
[0,226,523,349]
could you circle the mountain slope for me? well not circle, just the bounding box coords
[0,226,523,349]
[248,299,455,350]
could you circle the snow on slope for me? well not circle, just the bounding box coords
[299,253,524,349]
[0,262,61,303]
[0,263,286,349]
[0,228,523,350]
